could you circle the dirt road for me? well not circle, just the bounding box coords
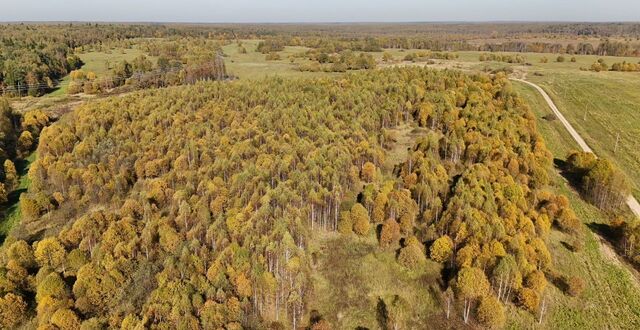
[513,78,640,217]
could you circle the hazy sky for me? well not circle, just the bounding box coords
[2,0,640,22]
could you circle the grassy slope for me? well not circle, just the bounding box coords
[509,82,640,329]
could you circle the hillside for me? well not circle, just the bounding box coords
[0,67,590,329]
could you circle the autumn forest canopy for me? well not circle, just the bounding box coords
[0,64,582,329]
[1,20,640,330]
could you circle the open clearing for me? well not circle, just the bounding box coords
[222,39,337,80]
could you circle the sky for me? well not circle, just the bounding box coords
[1,0,640,23]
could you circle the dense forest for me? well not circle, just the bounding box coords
[0,67,582,328]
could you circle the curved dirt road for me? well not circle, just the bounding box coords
[513,78,640,217]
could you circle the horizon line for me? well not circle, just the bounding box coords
[2,20,640,25]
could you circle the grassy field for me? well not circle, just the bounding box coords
[512,82,580,158]
[222,40,338,80]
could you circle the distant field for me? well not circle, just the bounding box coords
[48,47,152,97]
[79,48,153,75]
[222,40,338,80]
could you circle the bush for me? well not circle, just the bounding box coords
[565,276,585,297]
[337,211,353,235]
[569,236,585,252]
[265,52,281,61]
[379,218,401,248]
[351,203,370,236]
[555,208,581,234]
[67,81,84,94]
[476,295,506,329]
[518,288,540,313]
[398,236,426,269]
[557,56,566,63]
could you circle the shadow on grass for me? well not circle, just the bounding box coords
[548,271,569,294]
[376,298,388,330]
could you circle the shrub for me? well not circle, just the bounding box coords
[351,203,370,236]
[265,52,281,61]
[569,236,585,252]
[476,295,506,329]
[565,276,585,297]
[555,208,581,234]
[518,288,540,313]
[337,211,353,235]
[398,236,426,269]
[379,218,401,248]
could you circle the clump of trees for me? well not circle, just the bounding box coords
[587,59,609,72]
[331,70,579,326]
[256,40,285,53]
[0,23,223,96]
[0,68,477,328]
[618,219,640,266]
[479,53,526,64]
[404,51,457,62]
[265,52,281,61]
[68,39,228,96]
[565,151,630,210]
[610,61,640,72]
[299,51,376,72]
